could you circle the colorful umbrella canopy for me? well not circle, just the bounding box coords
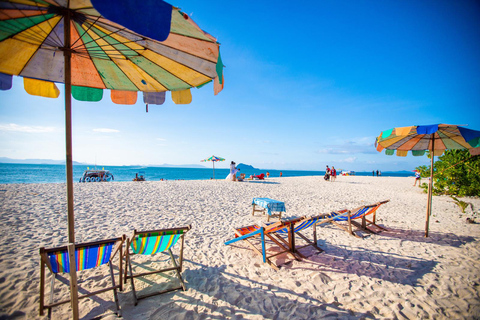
[201,155,225,179]
[375,124,480,237]
[0,0,224,104]
[0,0,224,246]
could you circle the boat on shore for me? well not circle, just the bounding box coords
[79,169,114,182]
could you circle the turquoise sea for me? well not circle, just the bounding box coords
[0,163,414,184]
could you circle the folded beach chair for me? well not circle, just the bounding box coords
[39,236,125,318]
[124,225,191,305]
[225,216,324,270]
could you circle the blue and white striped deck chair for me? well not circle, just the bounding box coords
[225,217,307,270]
[39,236,125,318]
[316,205,377,237]
[125,225,191,305]
[263,215,326,259]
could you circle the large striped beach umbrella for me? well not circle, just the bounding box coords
[375,124,480,237]
[0,0,224,246]
[201,155,225,179]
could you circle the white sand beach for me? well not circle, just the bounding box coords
[0,176,479,319]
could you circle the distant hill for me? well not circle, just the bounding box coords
[0,157,86,165]
[237,163,257,170]
[0,157,207,168]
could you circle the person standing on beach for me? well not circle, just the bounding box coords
[325,165,331,181]
[280,171,283,177]
[330,166,337,182]
[226,161,239,181]
[413,170,421,186]
[372,170,375,176]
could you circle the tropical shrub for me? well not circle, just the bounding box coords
[416,150,480,197]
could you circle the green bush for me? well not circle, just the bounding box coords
[416,150,480,197]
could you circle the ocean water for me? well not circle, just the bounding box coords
[0,163,414,184]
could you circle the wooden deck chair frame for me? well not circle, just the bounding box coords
[124,225,191,306]
[316,200,390,237]
[226,217,315,270]
[261,216,326,261]
[351,200,390,233]
[39,236,125,319]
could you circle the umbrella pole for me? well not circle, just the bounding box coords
[213,162,215,179]
[65,30,74,245]
[64,10,80,320]
[425,138,435,237]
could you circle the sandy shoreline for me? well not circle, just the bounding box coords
[0,176,479,319]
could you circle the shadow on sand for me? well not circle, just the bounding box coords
[117,259,374,319]
[368,226,477,247]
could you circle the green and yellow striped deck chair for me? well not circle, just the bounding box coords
[39,236,125,318]
[125,225,191,305]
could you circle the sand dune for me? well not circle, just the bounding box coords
[0,176,479,319]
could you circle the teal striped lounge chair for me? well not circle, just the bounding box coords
[39,236,125,318]
[124,225,191,305]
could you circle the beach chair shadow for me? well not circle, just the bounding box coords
[124,225,191,306]
[374,227,476,247]
[296,245,438,286]
[176,263,375,319]
[39,236,125,318]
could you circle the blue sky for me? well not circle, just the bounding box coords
[1,0,479,171]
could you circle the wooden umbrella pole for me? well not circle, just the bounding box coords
[64,9,74,245]
[64,8,79,320]
[425,136,435,237]
[213,161,215,179]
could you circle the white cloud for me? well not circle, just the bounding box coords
[339,157,358,163]
[317,137,377,155]
[156,138,166,141]
[0,123,55,133]
[93,128,120,133]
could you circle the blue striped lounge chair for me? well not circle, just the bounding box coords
[318,200,390,237]
[226,216,326,270]
[354,200,390,233]
[39,236,125,318]
[124,225,191,305]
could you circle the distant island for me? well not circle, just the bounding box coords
[0,157,86,165]
[236,163,257,170]
[0,157,207,168]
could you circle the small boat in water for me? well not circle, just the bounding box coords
[79,169,114,182]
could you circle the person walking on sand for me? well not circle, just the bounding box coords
[330,166,337,182]
[413,170,421,186]
[280,171,283,177]
[325,165,331,181]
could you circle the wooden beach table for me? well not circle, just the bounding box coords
[252,198,285,221]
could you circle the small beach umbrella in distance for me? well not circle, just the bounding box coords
[0,0,225,245]
[375,124,480,237]
[201,155,225,179]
